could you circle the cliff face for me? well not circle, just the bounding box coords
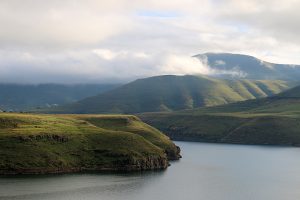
[0,155,169,175]
[0,113,181,175]
[112,155,169,171]
[165,146,182,160]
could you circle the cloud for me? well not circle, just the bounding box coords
[0,1,133,48]
[1,0,300,83]
[92,49,119,60]
[159,55,212,75]
[214,60,226,66]
[214,67,248,78]
[195,55,247,78]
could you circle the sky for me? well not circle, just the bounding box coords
[1,0,300,83]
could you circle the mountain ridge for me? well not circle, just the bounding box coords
[0,83,118,111]
[194,52,300,80]
[42,75,294,114]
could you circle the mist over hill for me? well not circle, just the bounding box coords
[3,53,300,114]
[195,53,300,80]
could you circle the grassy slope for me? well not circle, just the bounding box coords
[140,86,300,146]
[44,75,294,114]
[0,113,180,174]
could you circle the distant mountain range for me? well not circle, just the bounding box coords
[3,52,300,113]
[140,85,300,146]
[0,84,118,111]
[194,53,300,80]
[44,75,294,114]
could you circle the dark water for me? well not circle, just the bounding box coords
[1,141,300,200]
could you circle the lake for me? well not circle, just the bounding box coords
[1,141,300,200]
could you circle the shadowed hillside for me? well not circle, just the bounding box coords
[140,85,300,146]
[0,84,118,111]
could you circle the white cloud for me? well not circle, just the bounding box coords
[0,1,133,48]
[0,0,300,83]
[93,49,118,60]
[196,55,247,78]
[215,60,226,66]
[159,55,213,75]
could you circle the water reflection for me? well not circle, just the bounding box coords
[1,142,300,200]
[0,170,166,200]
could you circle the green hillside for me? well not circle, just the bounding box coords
[139,85,300,146]
[44,75,294,114]
[0,113,180,174]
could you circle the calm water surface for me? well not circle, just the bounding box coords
[1,141,300,200]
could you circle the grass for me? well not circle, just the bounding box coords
[42,75,294,114]
[139,86,300,146]
[140,112,300,145]
[0,113,180,174]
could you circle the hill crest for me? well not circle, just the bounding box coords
[43,75,294,114]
